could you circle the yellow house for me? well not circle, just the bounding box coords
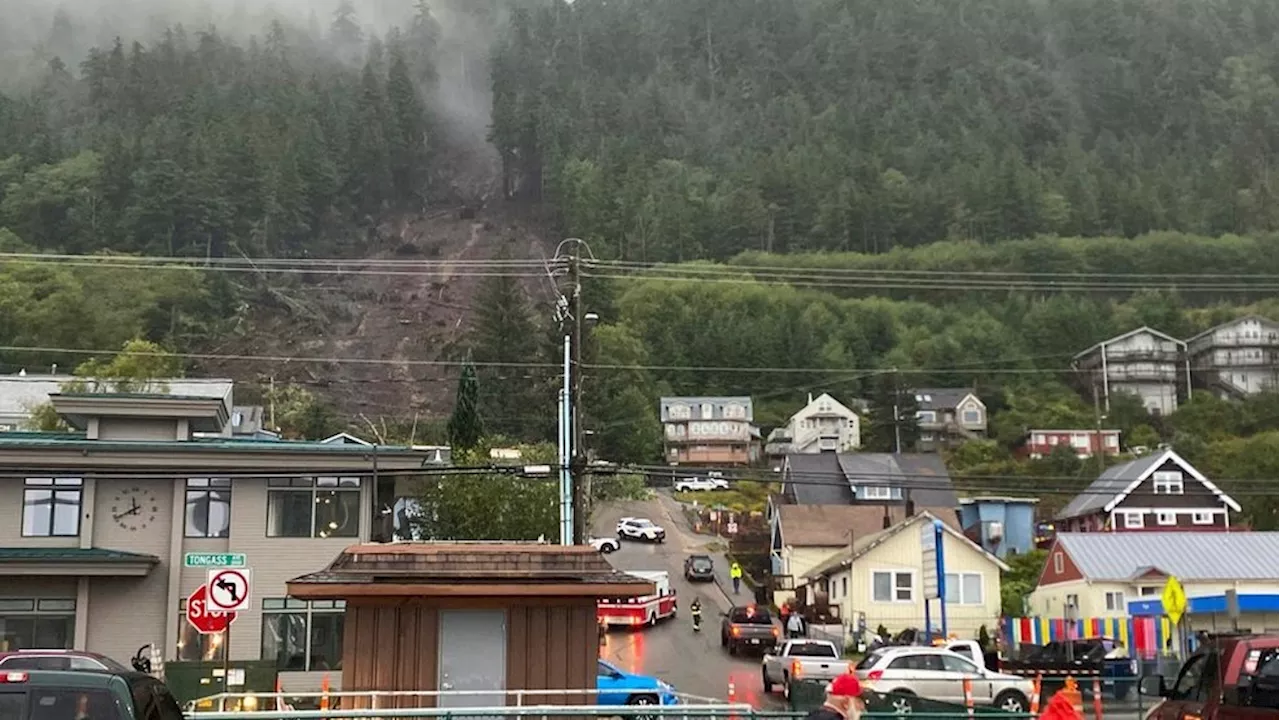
[801,511,1009,642]
[1028,532,1279,634]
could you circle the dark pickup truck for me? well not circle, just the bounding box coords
[1141,634,1278,720]
[999,637,1139,700]
[0,668,185,720]
[721,605,779,656]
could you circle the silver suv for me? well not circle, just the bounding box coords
[854,646,1033,714]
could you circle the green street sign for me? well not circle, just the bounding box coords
[184,553,247,568]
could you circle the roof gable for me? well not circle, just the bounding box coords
[1099,449,1241,513]
[807,511,1008,580]
[1186,315,1280,344]
[1055,449,1240,519]
[775,503,960,548]
[322,432,373,446]
[1074,326,1186,359]
[911,388,981,411]
[790,393,857,423]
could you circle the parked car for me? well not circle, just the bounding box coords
[1140,634,1278,720]
[617,517,666,543]
[684,554,715,582]
[721,605,779,656]
[762,639,849,699]
[0,650,130,672]
[673,477,729,492]
[596,659,679,708]
[0,668,185,719]
[854,646,1035,714]
[589,537,621,554]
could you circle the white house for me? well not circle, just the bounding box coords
[1073,327,1188,416]
[785,393,861,453]
[1186,315,1279,398]
[801,512,1009,641]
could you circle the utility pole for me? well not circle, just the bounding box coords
[1091,382,1107,476]
[568,244,588,545]
[891,369,903,454]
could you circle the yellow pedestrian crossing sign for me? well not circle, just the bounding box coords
[1161,576,1187,625]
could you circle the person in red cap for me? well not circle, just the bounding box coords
[805,673,865,720]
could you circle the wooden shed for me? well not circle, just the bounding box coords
[286,542,654,709]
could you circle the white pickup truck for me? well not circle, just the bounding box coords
[761,639,850,699]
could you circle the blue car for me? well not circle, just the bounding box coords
[597,659,680,707]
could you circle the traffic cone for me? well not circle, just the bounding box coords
[727,681,738,720]
[1030,674,1043,714]
[1091,677,1104,720]
[1056,677,1085,720]
[319,673,330,711]
[963,678,975,719]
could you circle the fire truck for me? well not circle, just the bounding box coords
[598,570,678,628]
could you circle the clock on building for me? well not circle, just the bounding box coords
[110,485,160,532]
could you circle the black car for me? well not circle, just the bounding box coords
[684,554,715,582]
[0,668,185,719]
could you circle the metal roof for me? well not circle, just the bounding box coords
[1056,453,1167,519]
[910,388,981,411]
[1057,532,1280,581]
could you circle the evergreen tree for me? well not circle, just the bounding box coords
[385,43,429,207]
[863,374,920,453]
[447,354,484,451]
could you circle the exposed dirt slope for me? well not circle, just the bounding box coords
[201,199,557,421]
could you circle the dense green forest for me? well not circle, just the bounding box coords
[493,0,1278,260]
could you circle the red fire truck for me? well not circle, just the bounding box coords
[598,570,678,628]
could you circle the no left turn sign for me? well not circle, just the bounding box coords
[207,568,252,612]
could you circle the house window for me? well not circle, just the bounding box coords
[871,571,914,603]
[0,598,76,650]
[841,577,849,598]
[916,411,936,423]
[176,599,225,661]
[1065,594,1080,611]
[962,409,981,424]
[700,403,713,419]
[21,478,82,537]
[1123,512,1145,529]
[1152,471,1184,495]
[185,478,232,538]
[266,477,360,538]
[1105,591,1126,612]
[668,404,690,420]
[944,573,984,605]
[862,486,893,500]
[1139,586,1159,596]
[1192,512,1215,525]
[1156,512,1177,526]
[725,404,745,419]
[1053,553,1064,574]
[261,598,345,671]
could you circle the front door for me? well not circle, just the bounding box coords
[438,610,508,709]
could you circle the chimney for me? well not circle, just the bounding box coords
[808,393,813,404]
[905,489,916,517]
[882,504,891,529]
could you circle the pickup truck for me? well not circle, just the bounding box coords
[0,668,186,719]
[1000,636,1138,700]
[762,639,850,699]
[1141,634,1278,720]
[721,605,779,656]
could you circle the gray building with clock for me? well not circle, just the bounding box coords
[0,390,448,691]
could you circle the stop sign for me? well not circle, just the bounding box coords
[187,584,236,634]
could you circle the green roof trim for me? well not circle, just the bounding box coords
[0,547,160,564]
[49,392,226,401]
[0,430,436,456]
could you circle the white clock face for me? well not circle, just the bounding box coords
[110,485,159,532]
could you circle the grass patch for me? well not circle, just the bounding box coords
[674,480,776,513]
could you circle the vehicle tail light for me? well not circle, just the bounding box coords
[772,627,780,637]
[0,673,28,683]
[731,627,741,637]
[866,670,883,682]
[791,660,803,679]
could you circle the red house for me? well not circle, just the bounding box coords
[1019,429,1122,459]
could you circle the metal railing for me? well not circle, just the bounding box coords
[185,708,1033,720]
[188,688,729,712]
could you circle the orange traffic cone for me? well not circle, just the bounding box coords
[319,673,330,711]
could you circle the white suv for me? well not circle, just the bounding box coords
[616,517,666,543]
[673,477,730,492]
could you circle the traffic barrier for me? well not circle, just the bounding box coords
[1001,615,1173,659]
[962,678,974,720]
[1058,677,1085,720]
[1029,674,1042,714]
[1091,677,1103,720]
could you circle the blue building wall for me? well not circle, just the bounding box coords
[959,499,1037,558]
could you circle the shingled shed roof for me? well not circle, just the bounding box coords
[287,542,656,598]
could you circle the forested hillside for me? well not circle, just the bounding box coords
[492,0,1278,260]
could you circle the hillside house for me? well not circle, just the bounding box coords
[1186,315,1279,398]
[911,388,987,452]
[1055,448,1240,532]
[1073,327,1188,416]
[660,396,759,466]
[1019,429,1122,459]
[957,496,1039,558]
[781,393,861,454]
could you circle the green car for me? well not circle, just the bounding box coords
[0,668,184,720]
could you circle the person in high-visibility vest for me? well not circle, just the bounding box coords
[729,562,743,595]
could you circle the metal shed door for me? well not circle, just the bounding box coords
[438,610,507,709]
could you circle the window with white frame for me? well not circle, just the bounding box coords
[260,598,345,671]
[916,411,937,423]
[21,478,82,537]
[1123,511,1145,529]
[1192,511,1215,525]
[1156,511,1177,526]
[668,404,690,420]
[1139,586,1158,596]
[1152,471,1184,495]
[871,571,914,603]
[1105,591,1126,611]
[1053,552,1064,574]
[862,485,893,500]
[962,409,981,424]
[944,572,983,605]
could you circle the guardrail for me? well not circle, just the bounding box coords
[184,708,1035,720]
[188,688,730,713]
